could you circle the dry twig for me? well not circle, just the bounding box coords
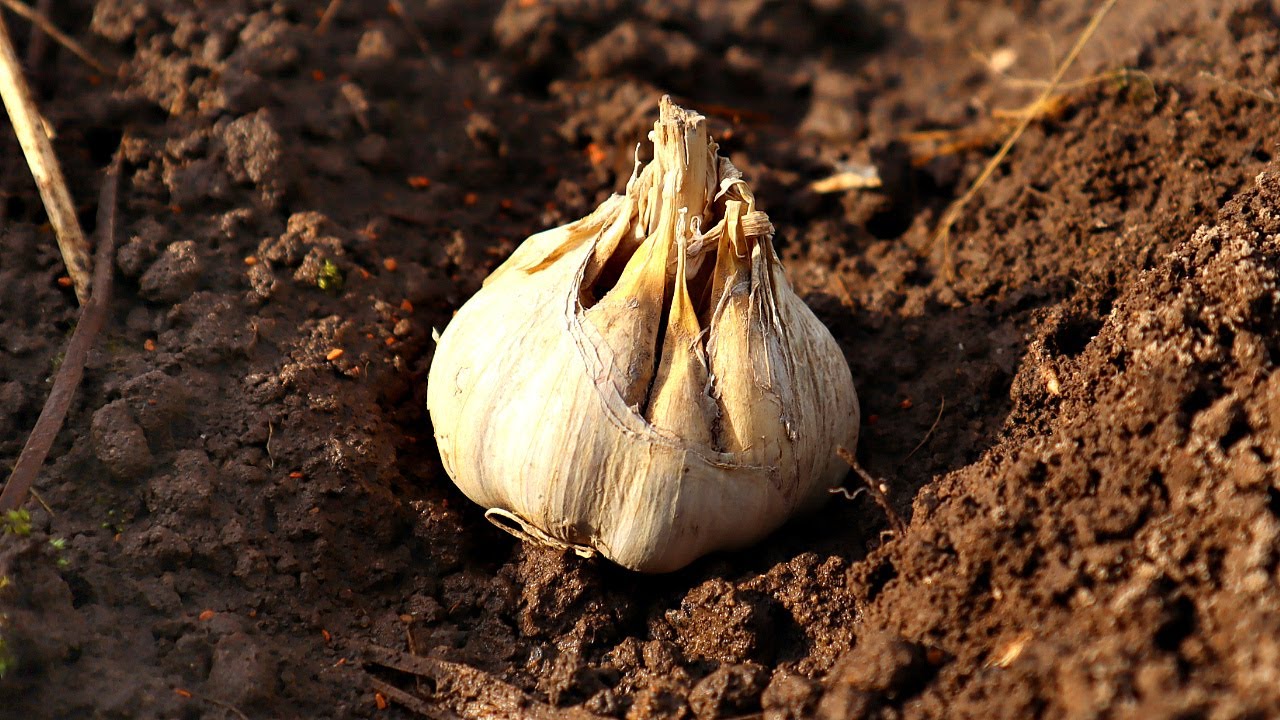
[0,0,112,75]
[0,9,92,302]
[368,677,457,720]
[386,0,432,56]
[810,163,883,194]
[188,693,250,720]
[900,68,1149,170]
[1197,69,1278,105]
[0,149,121,513]
[315,0,344,35]
[836,446,906,535]
[903,396,946,462]
[22,0,49,67]
[359,643,608,720]
[931,0,1119,281]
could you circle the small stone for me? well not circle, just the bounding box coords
[91,399,153,480]
[207,632,279,707]
[220,110,286,208]
[163,157,230,208]
[762,671,820,720]
[689,663,768,719]
[258,211,345,267]
[139,240,202,303]
[246,261,278,301]
[116,218,166,278]
[90,0,148,43]
[356,28,395,66]
[465,113,502,155]
[626,683,689,720]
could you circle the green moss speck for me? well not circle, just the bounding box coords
[317,259,344,292]
[1,510,31,537]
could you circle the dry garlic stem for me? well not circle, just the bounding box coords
[427,97,859,572]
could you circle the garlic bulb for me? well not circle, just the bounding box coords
[427,97,859,573]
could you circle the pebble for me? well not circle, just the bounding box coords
[207,632,279,707]
[91,399,153,480]
[139,240,202,303]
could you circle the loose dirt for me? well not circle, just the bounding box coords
[2,1,1279,718]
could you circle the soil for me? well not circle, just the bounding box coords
[2,0,1280,718]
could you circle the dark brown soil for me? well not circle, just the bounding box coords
[3,1,1280,718]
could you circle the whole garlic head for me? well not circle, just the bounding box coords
[427,97,859,572]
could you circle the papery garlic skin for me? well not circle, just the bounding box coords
[427,97,859,572]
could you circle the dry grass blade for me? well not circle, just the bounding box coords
[386,0,431,56]
[810,164,883,194]
[1197,69,1278,105]
[315,0,344,34]
[22,0,49,66]
[0,149,121,513]
[903,396,946,462]
[359,643,609,720]
[0,10,92,302]
[931,0,1119,281]
[0,0,112,75]
[188,693,250,720]
[901,69,1149,170]
[368,677,460,720]
[836,446,906,535]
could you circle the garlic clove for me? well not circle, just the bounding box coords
[580,170,678,408]
[645,211,714,446]
[581,195,638,294]
[484,193,625,288]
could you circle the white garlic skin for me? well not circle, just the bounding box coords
[427,103,859,573]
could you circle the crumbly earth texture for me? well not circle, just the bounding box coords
[2,1,1279,718]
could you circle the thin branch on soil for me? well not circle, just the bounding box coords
[900,68,1152,170]
[1197,70,1278,105]
[931,0,1119,281]
[28,488,53,515]
[386,0,432,56]
[0,10,92,302]
[189,693,250,720]
[22,0,49,67]
[898,95,1072,169]
[969,41,1143,94]
[315,0,344,35]
[988,93,1074,123]
[0,0,112,75]
[836,446,906,535]
[994,67,1145,93]
[903,396,946,462]
[369,677,460,720]
[0,149,121,513]
[359,643,610,720]
[810,163,882,194]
